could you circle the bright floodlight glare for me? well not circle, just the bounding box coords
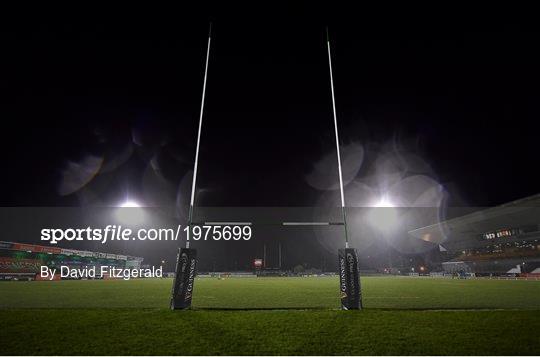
[367,194,399,234]
[373,195,395,208]
[120,200,141,208]
[115,200,145,226]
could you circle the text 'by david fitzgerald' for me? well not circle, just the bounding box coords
[40,266,162,280]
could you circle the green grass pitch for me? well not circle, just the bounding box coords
[1,276,539,355]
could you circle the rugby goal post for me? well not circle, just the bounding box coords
[170,25,362,310]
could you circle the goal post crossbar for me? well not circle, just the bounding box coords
[191,221,345,226]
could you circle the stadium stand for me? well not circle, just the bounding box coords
[0,241,143,280]
[409,194,540,276]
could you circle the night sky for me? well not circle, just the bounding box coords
[2,6,540,208]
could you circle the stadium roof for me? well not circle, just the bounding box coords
[408,194,540,249]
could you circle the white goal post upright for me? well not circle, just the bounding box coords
[326,27,362,310]
[326,27,350,249]
[170,23,212,310]
[187,23,212,249]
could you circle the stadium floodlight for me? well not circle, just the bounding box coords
[368,195,400,234]
[120,200,141,208]
[373,195,395,208]
[115,198,145,226]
